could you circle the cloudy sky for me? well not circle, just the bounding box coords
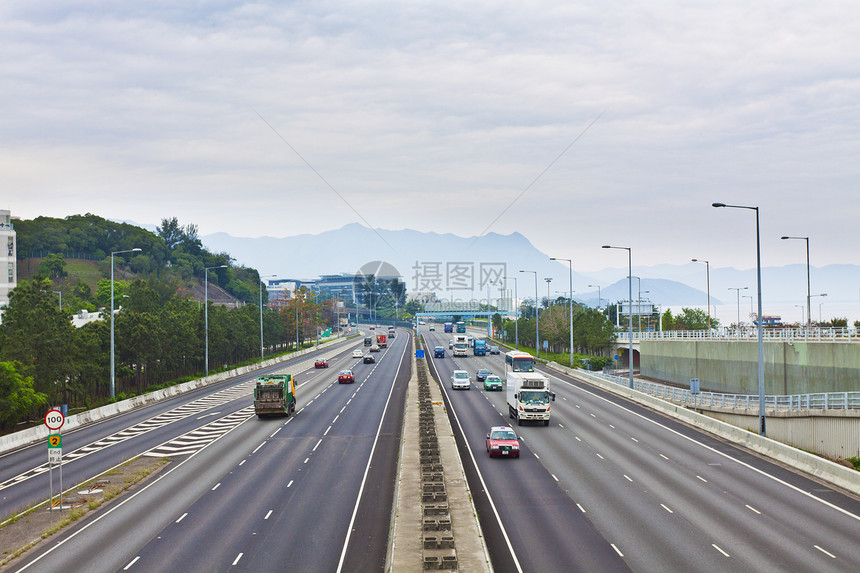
[4,1,859,272]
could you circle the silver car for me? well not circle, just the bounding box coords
[451,370,471,390]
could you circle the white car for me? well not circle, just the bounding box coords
[352,349,363,358]
[451,370,471,390]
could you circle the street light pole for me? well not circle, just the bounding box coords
[713,202,766,437]
[810,293,828,325]
[503,275,518,349]
[544,277,553,360]
[602,245,634,389]
[551,257,574,367]
[728,287,749,329]
[110,247,141,398]
[781,236,810,330]
[588,284,601,310]
[795,304,805,325]
[640,290,650,331]
[205,264,228,377]
[259,275,276,361]
[691,259,711,330]
[519,270,538,356]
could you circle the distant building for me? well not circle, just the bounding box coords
[266,279,302,309]
[0,209,17,313]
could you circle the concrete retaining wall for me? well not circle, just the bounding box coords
[545,362,860,496]
[0,336,354,455]
[642,340,860,395]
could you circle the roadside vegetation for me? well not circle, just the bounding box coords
[0,215,341,432]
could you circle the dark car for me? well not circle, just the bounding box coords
[476,368,492,382]
[363,354,375,364]
[434,346,445,358]
[338,370,354,384]
[486,426,520,458]
[489,346,500,355]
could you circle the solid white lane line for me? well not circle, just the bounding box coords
[336,336,409,573]
[712,544,730,557]
[611,544,624,557]
[232,553,243,566]
[552,374,860,522]
[176,513,188,523]
[211,483,220,491]
[123,556,140,570]
[814,545,836,558]
[264,510,273,520]
[661,504,673,514]
[745,504,761,514]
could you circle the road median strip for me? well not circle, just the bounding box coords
[388,334,491,572]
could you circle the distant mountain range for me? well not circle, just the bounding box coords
[199,223,859,307]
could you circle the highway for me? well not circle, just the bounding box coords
[422,328,860,572]
[8,329,410,572]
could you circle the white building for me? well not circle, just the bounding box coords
[0,209,17,311]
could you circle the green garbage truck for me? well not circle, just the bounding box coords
[254,374,296,418]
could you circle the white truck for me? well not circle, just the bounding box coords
[506,371,554,426]
[452,334,469,358]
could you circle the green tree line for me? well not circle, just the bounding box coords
[0,276,335,431]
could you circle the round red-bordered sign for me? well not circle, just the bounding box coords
[44,410,65,431]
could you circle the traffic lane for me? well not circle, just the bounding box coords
[121,335,408,572]
[542,365,860,519]
[340,334,411,572]
[431,352,629,572]
[2,339,359,468]
[534,370,860,570]
[0,345,357,520]
[11,401,284,573]
[0,380,257,520]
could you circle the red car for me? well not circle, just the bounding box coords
[314,358,328,368]
[486,426,520,458]
[338,370,354,384]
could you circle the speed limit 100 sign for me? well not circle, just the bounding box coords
[44,410,65,431]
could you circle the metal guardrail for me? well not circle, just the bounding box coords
[592,370,860,412]
[617,327,860,342]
